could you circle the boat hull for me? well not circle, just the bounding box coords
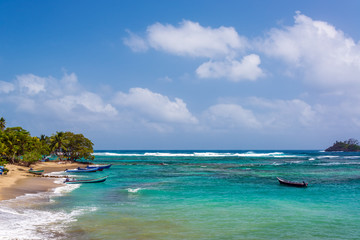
[87,164,112,170]
[28,169,44,175]
[277,177,308,187]
[64,176,107,184]
[65,167,100,173]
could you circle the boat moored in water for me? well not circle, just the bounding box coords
[28,169,44,175]
[64,176,108,184]
[65,167,101,173]
[277,177,308,187]
[86,164,112,170]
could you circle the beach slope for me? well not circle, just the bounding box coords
[0,162,87,201]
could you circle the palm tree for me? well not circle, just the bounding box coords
[2,129,21,164]
[50,131,69,160]
[0,117,6,131]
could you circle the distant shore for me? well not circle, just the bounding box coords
[0,161,87,201]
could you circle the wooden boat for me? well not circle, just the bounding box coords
[65,167,100,173]
[86,164,112,170]
[77,167,103,171]
[28,169,44,175]
[277,177,308,187]
[64,176,107,184]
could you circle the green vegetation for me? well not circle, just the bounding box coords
[325,138,360,152]
[0,117,94,167]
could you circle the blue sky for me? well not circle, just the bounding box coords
[1,0,360,150]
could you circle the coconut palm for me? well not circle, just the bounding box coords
[1,129,23,164]
[50,131,69,160]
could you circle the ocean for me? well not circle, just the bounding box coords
[1,150,360,240]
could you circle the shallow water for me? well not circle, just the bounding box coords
[2,150,360,239]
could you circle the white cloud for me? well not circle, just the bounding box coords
[17,74,47,95]
[123,30,149,52]
[158,76,173,82]
[202,98,320,133]
[46,92,117,116]
[125,20,266,82]
[204,103,261,129]
[0,81,15,93]
[114,88,198,124]
[196,54,264,81]
[1,72,203,134]
[259,11,360,89]
[249,97,317,127]
[1,73,118,119]
[146,20,246,58]
[60,72,80,93]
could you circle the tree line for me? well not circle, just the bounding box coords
[0,117,94,167]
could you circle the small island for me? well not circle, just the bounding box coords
[325,138,360,152]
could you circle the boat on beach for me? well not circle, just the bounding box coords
[86,164,112,170]
[277,177,308,187]
[65,167,101,173]
[28,169,44,175]
[64,176,108,184]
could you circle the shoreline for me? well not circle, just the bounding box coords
[0,161,87,201]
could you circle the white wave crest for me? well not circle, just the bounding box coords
[316,162,360,166]
[92,151,306,158]
[317,156,339,159]
[194,152,231,157]
[127,188,142,193]
[53,179,81,195]
[344,156,360,160]
[92,152,142,156]
[144,152,194,157]
[272,162,284,166]
[233,152,288,157]
[0,198,96,240]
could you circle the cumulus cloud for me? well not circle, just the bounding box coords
[196,54,264,81]
[17,74,47,95]
[204,103,261,129]
[60,72,80,93]
[123,30,149,52]
[0,81,15,93]
[146,20,246,58]
[46,92,118,116]
[203,98,319,132]
[1,72,202,134]
[259,11,360,89]
[113,88,198,124]
[124,20,264,81]
[249,97,318,127]
[1,73,118,118]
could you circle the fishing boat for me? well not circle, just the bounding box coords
[28,169,44,175]
[277,177,308,187]
[65,167,100,173]
[77,167,103,171]
[64,176,108,184]
[86,164,112,170]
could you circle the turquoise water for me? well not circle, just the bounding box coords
[2,150,360,239]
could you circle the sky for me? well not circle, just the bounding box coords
[1,0,360,150]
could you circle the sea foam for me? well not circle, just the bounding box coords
[0,178,85,240]
[127,188,142,193]
[92,151,306,158]
[0,204,96,240]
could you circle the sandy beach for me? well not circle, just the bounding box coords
[0,161,87,201]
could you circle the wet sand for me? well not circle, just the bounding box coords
[0,161,87,201]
